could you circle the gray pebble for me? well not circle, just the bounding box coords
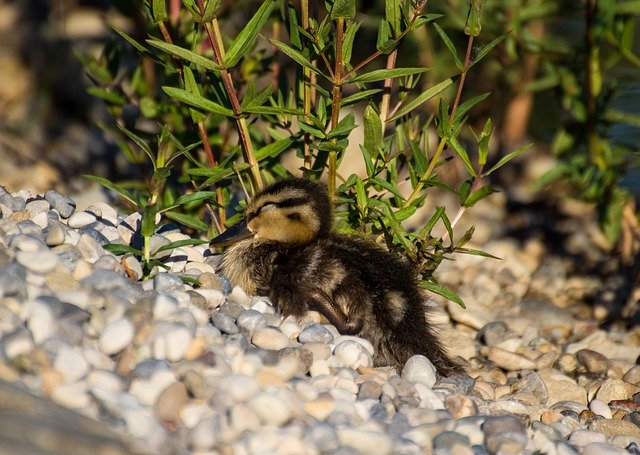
[45,189,76,218]
[0,193,26,211]
[44,221,66,246]
[299,323,334,343]
[211,311,239,334]
[236,309,267,336]
[153,272,184,292]
[432,431,470,450]
[16,250,58,274]
[78,226,110,246]
[305,423,340,453]
[76,233,106,262]
[219,301,245,319]
[84,202,118,226]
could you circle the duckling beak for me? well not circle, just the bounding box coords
[209,219,254,248]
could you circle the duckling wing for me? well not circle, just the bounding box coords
[304,288,364,335]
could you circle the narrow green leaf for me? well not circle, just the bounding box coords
[147,39,222,71]
[86,87,126,105]
[454,92,490,124]
[420,281,466,308]
[363,105,383,156]
[299,122,326,139]
[224,0,275,68]
[158,191,218,213]
[434,23,462,70]
[152,0,167,23]
[440,208,454,245]
[455,247,500,260]
[201,0,222,22]
[356,177,367,215]
[111,26,149,53]
[614,1,640,14]
[463,185,497,207]
[267,38,324,78]
[448,137,476,177]
[484,143,532,176]
[103,244,142,256]
[141,204,158,238]
[154,238,208,254]
[255,138,294,161]
[395,205,417,221]
[341,89,382,107]
[477,118,492,166]
[350,67,429,83]
[83,175,138,207]
[410,140,428,176]
[242,105,302,115]
[376,19,396,54]
[470,33,508,68]
[331,0,356,19]
[342,21,360,64]
[388,78,453,122]
[419,206,445,236]
[371,177,404,200]
[458,179,472,205]
[385,0,401,36]
[183,66,207,123]
[163,86,234,116]
[327,113,356,139]
[164,211,209,231]
[383,205,410,251]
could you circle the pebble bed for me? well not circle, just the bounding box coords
[0,186,639,455]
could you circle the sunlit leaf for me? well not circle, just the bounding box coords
[147,39,222,71]
[224,0,275,67]
[163,86,234,116]
[388,78,453,122]
[420,281,466,308]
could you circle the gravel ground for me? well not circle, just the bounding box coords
[0,185,639,455]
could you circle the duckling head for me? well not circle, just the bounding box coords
[210,177,332,247]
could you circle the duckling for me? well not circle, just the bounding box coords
[210,177,461,376]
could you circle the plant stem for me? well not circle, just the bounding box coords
[301,0,312,172]
[404,34,475,209]
[199,1,263,190]
[328,17,345,199]
[379,49,398,123]
[585,0,603,170]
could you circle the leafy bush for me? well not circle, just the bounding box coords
[81,0,528,304]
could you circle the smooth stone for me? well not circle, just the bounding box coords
[511,371,549,405]
[117,212,142,245]
[228,286,252,307]
[51,382,91,409]
[589,398,613,419]
[67,211,97,228]
[538,368,588,406]
[247,391,292,426]
[189,414,221,450]
[152,294,179,320]
[590,419,640,437]
[44,222,66,246]
[0,193,26,211]
[16,250,58,274]
[477,321,513,347]
[78,226,110,246]
[568,429,606,446]
[333,340,373,369]
[217,374,260,402]
[338,428,393,455]
[152,322,192,362]
[84,202,118,226]
[229,403,261,434]
[53,345,89,384]
[211,311,239,335]
[122,254,143,281]
[75,233,106,262]
[432,431,470,450]
[252,327,290,351]
[298,323,334,343]
[24,199,50,216]
[305,423,340,453]
[582,442,629,455]
[237,309,267,336]
[445,395,478,418]
[623,366,640,385]
[153,272,184,292]
[576,349,609,374]
[402,354,437,387]
[481,346,537,371]
[0,327,33,360]
[99,318,135,355]
[595,379,640,404]
[45,189,76,218]
[153,381,188,422]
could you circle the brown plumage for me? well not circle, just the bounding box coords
[210,177,461,376]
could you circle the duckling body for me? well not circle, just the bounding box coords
[211,178,460,375]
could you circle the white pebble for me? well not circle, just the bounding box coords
[402,355,437,387]
[338,428,393,455]
[16,250,58,274]
[99,318,134,355]
[589,398,612,419]
[52,382,91,409]
[247,391,292,426]
[153,295,179,320]
[54,345,89,384]
[332,340,372,369]
[67,211,97,228]
[152,322,192,362]
[217,374,260,402]
[252,327,290,351]
[569,429,607,446]
[129,370,176,406]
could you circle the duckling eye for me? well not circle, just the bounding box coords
[286,212,301,221]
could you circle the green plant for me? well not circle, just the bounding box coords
[82,0,527,304]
